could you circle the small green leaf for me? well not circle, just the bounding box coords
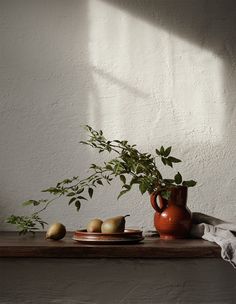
[139,181,148,195]
[136,164,144,174]
[75,201,81,211]
[164,146,172,157]
[155,149,161,156]
[182,180,197,187]
[77,196,87,200]
[77,188,84,194]
[165,159,173,167]
[85,125,92,131]
[120,175,126,184]
[67,192,76,197]
[63,179,72,184]
[80,141,89,145]
[106,164,113,170]
[122,184,131,190]
[39,221,46,229]
[68,197,76,205]
[161,190,171,200]
[117,190,129,199]
[168,156,181,163]
[38,199,48,203]
[175,172,182,184]
[97,180,103,186]
[41,187,58,193]
[160,146,165,156]
[161,157,166,165]
[88,187,93,198]
[164,179,175,184]
[22,200,39,206]
[114,163,121,175]
[130,177,139,185]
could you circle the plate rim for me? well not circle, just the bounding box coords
[72,228,144,244]
[74,228,143,236]
[72,236,144,244]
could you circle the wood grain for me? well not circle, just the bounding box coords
[0,232,221,258]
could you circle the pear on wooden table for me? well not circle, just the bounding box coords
[46,223,66,240]
[101,215,130,233]
[87,218,103,232]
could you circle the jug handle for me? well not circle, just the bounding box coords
[150,191,167,213]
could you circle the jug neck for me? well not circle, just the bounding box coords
[166,186,188,207]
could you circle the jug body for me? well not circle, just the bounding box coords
[150,186,192,239]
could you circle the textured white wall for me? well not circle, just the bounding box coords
[1,0,236,231]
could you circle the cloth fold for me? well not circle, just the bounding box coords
[190,212,236,268]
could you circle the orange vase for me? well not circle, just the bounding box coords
[150,186,192,239]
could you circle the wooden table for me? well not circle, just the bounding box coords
[2,232,236,304]
[0,231,221,258]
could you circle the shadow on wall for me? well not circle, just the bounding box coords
[99,0,236,218]
[0,0,97,227]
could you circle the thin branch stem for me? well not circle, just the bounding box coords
[34,195,63,215]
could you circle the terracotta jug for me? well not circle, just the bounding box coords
[150,186,192,239]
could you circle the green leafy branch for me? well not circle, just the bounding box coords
[6,125,196,234]
[6,214,47,235]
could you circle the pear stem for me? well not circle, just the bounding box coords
[124,215,130,218]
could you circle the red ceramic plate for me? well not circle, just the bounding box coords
[73,229,144,244]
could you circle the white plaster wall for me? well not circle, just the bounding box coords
[1,0,236,231]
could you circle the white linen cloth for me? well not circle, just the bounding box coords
[191,212,236,268]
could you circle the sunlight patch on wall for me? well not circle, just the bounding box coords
[167,35,224,145]
[88,0,224,145]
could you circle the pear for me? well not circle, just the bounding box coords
[46,223,66,240]
[101,215,130,233]
[87,218,103,232]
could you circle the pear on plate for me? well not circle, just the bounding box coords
[101,215,130,233]
[87,218,103,232]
